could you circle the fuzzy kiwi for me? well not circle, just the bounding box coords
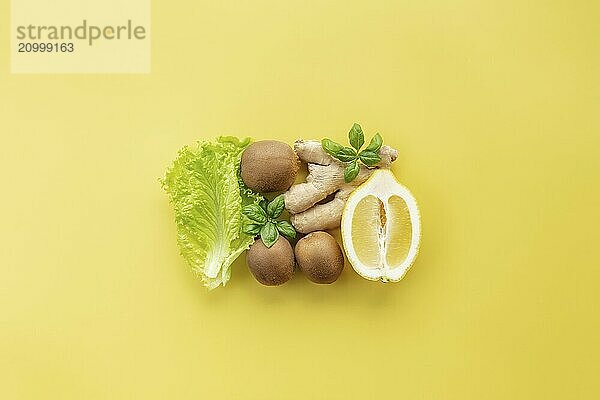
[241,140,299,193]
[295,231,344,284]
[247,236,295,286]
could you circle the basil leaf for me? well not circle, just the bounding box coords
[364,133,382,153]
[260,222,279,248]
[267,194,286,218]
[259,198,269,212]
[344,160,360,183]
[242,223,262,236]
[321,138,344,156]
[242,204,267,224]
[358,150,381,167]
[335,147,358,162]
[348,123,364,151]
[276,220,296,240]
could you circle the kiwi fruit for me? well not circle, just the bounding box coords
[247,236,295,286]
[241,140,299,193]
[295,231,344,284]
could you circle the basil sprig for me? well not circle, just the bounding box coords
[242,194,296,248]
[322,123,383,183]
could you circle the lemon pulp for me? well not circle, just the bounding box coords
[386,195,413,268]
[351,194,413,272]
[351,195,384,269]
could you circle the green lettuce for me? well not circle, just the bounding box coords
[161,137,261,290]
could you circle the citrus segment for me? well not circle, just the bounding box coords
[385,195,413,268]
[351,195,383,269]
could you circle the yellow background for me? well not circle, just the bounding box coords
[1,1,599,398]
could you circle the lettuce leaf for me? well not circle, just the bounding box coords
[161,136,261,290]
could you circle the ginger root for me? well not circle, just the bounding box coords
[284,140,398,233]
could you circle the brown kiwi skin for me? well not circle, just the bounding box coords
[295,231,344,284]
[241,140,299,193]
[247,237,295,286]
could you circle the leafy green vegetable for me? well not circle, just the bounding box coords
[266,194,285,219]
[321,123,383,182]
[364,133,383,153]
[358,151,380,166]
[242,223,262,236]
[337,147,358,162]
[161,136,262,290]
[242,194,296,247]
[276,220,296,240]
[260,221,279,248]
[243,204,267,224]
[344,160,360,182]
[321,138,344,156]
[348,123,364,150]
[259,198,269,212]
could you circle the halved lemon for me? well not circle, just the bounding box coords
[341,169,421,282]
